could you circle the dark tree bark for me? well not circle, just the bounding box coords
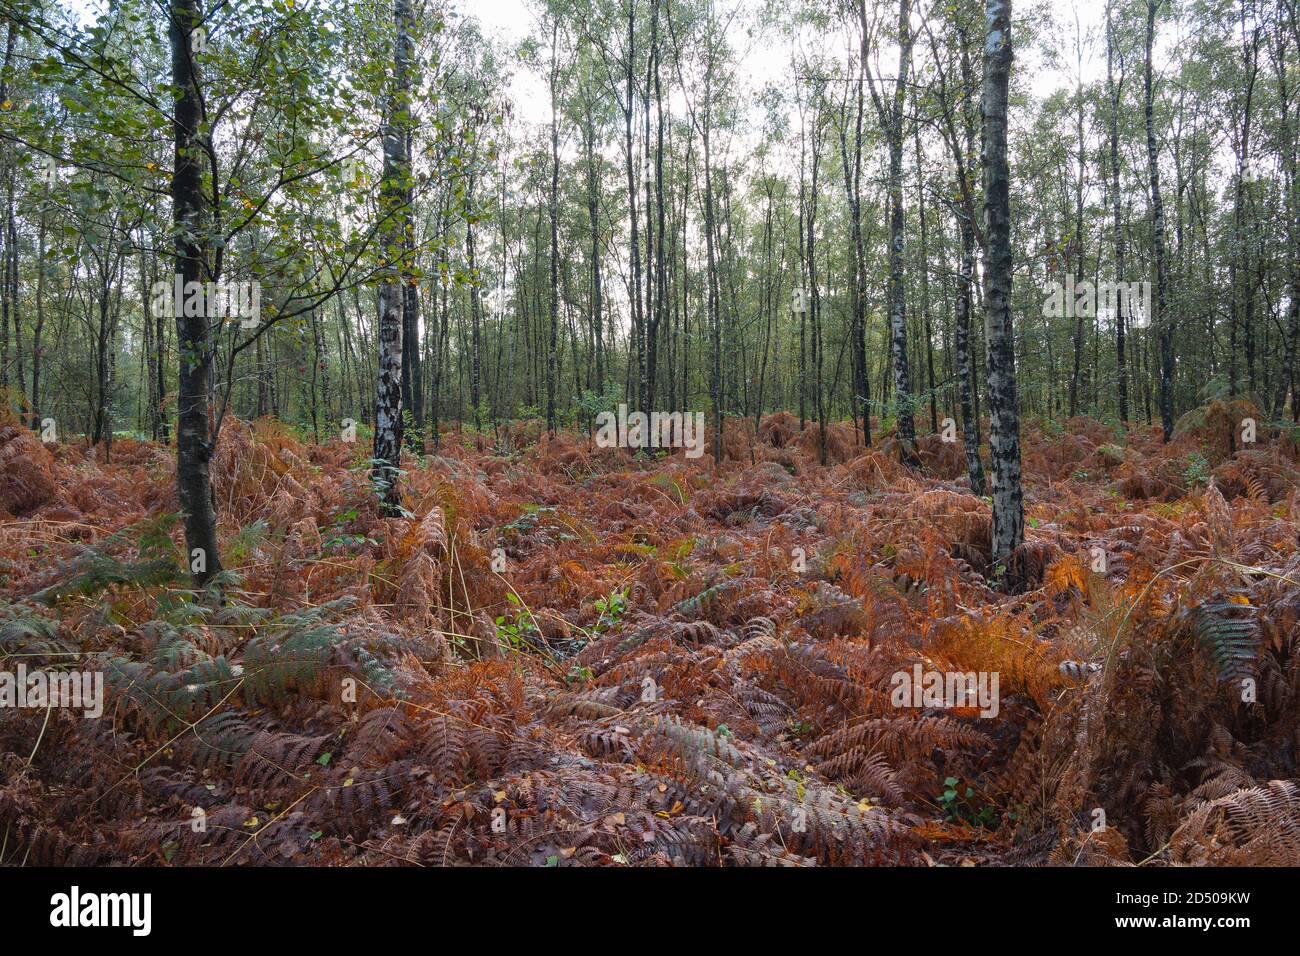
[400,126,422,454]
[31,206,47,434]
[702,65,721,465]
[312,307,332,443]
[915,122,938,434]
[547,17,561,435]
[643,0,667,413]
[1108,0,1129,425]
[466,171,483,431]
[4,180,21,403]
[838,74,872,447]
[89,243,125,449]
[169,0,221,582]
[583,101,604,393]
[806,97,827,464]
[1068,20,1088,419]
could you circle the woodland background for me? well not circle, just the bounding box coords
[0,0,1298,867]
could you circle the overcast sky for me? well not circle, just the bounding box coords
[58,0,1195,192]
[59,0,1153,124]
[455,0,1119,109]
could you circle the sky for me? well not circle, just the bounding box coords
[57,0,1203,207]
[446,0,1159,194]
[59,0,1144,130]
[446,0,1145,212]
[454,0,1117,109]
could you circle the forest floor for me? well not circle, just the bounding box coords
[2,400,1299,866]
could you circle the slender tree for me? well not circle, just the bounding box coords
[982,0,1024,567]
[863,0,919,464]
[1108,0,1129,425]
[170,0,222,583]
[372,0,415,511]
[1146,0,1174,441]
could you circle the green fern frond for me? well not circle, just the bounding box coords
[672,580,742,621]
[32,548,184,605]
[242,602,350,706]
[1181,602,1259,683]
[101,653,241,733]
[0,603,76,661]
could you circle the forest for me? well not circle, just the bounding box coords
[0,0,1298,872]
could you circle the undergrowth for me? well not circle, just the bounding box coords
[1,408,1299,866]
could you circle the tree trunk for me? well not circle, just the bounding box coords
[401,143,422,455]
[882,0,918,463]
[31,207,47,433]
[0,24,13,396]
[467,174,483,430]
[1276,9,1300,418]
[585,108,604,394]
[1146,0,1174,441]
[982,0,1024,567]
[1108,0,1129,425]
[371,0,413,512]
[547,17,561,435]
[1068,26,1088,419]
[839,80,872,447]
[956,209,986,495]
[915,121,937,433]
[703,76,721,465]
[170,0,222,583]
[624,0,645,425]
